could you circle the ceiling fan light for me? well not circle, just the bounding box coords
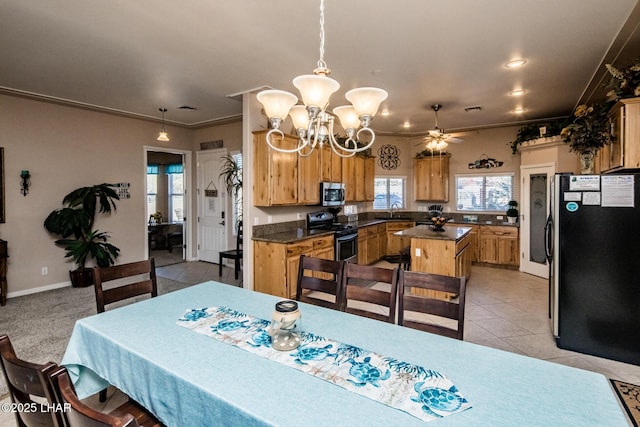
[293,74,340,108]
[257,89,298,120]
[345,87,388,117]
[333,105,360,130]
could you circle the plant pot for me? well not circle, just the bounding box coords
[507,216,517,224]
[69,268,94,288]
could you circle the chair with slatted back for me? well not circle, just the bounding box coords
[219,221,243,280]
[295,255,344,310]
[0,334,65,427]
[342,263,399,323]
[93,259,158,313]
[397,269,466,340]
[49,367,163,427]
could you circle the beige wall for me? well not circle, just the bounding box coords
[0,94,194,295]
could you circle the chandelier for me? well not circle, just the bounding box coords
[256,0,388,158]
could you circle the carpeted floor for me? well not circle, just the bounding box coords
[611,379,640,426]
[0,276,192,396]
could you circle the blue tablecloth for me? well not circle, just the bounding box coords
[62,281,627,426]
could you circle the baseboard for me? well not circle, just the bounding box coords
[7,281,71,299]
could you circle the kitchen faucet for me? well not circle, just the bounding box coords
[389,202,401,218]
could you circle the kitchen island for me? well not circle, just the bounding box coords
[394,224,473,299]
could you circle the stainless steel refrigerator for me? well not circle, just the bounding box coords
[546,173,640,366]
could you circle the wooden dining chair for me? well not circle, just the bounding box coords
[296,255,344,310]
[0,334,65,427]
[342,263,399,323]
[49,367,163,427]
[397,269,467,340]
[219,221,243,280]
[93,258,158,313]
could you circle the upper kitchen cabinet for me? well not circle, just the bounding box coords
[414,154,450,202]
[600,98,640,173]
[320,145,342,183]
[343,155,375,202]
[253,130,322,206]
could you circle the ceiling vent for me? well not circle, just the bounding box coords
[178,105,198,110]
[464,106,483,112]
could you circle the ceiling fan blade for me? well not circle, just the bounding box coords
[445,136,464,144]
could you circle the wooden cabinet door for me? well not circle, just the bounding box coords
[298,148,320,205]
[386,221,414,255]
[343,156,356,201]
[479,235,498,263]
[331,149,342,182]
[414,156,449,201]
[364,157,375,201]
[286,240,314,299]
[498,237,519,266]
[357,227,369,264]
[455,243,471,281]
[253,131,298,206]
[468,225,479,262]
[320,145,332,182]
[355,156,366,201]
[312,235,335,279]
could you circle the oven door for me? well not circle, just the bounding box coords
[335,232,358,263]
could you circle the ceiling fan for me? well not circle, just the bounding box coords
[414,104,464,151]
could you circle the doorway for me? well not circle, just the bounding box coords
[196,149,228,264]
[145,147,190,266]
[520,163,555,278]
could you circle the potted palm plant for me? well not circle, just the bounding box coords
[44,183,120,287]
[219,154,243,227]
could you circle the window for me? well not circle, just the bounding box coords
[231,152,243,235]
[455,173,514,212]
[146,166,158,217]
[168,173,184,222]
[373,177,405,210]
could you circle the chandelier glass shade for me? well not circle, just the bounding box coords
[256,0,387,157]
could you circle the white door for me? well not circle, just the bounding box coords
[197,149,227,263]
[520,163,555,278]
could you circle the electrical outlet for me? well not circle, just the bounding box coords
[254,217,260,225]
[496,215,504,220]
[267,215,273,224]
[297,213,303,220]
[41,267,48,275]
[415,248,421,257]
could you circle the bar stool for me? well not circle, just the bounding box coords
[399,246,411,271]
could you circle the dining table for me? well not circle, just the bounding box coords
[61,281,627,426]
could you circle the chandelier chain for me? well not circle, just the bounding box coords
[317,0,327,70]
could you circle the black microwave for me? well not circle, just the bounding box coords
[320,182,345,206]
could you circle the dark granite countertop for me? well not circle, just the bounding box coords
[393,224,472,241]
[252,217,514,244]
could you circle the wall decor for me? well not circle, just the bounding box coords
[468,154,503,169]
[20,170,31,196]
[200,140,224,150]
[377,144,400,170]
[113,182,131,199]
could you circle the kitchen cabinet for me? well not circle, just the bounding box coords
[253,131,298,206]
[357,223,387,265]
[466,224,479,262]
[343,155,375,202]
[253,235,334,299]
[600,97,640,172]
[298,146,320,205]
[253,130,321,206]
[386,221,415,255]
[478,225,519,267]
[414,154,450,202]
[320,145,342,183]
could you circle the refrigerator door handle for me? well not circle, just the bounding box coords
[544,215,553,261]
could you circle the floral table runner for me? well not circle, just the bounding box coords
[177,306,471,423]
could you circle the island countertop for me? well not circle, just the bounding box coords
[394,224,472,241]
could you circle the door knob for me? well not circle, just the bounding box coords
[219,220,225,226]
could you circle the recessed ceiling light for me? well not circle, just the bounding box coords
[380,107,390,116]
[513,107,526,114]
[509,89,527,96]
[402,121,411,128]
[505,59,527,69]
